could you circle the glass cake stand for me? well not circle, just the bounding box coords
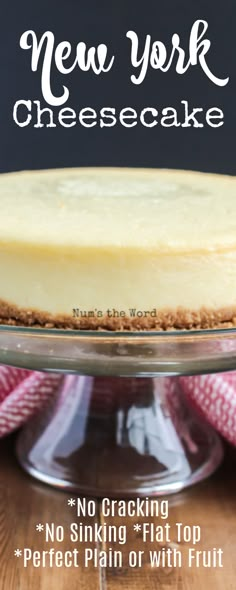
[1,325,236,497]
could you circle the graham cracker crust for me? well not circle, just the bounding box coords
[0,299,236,331]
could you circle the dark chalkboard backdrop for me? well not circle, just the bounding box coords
[0,0,235,174]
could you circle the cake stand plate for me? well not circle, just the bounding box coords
[0,325,236,496]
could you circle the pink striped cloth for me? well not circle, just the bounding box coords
[180,373,236,446]
[0,367,61,437]
[0,366,236,444]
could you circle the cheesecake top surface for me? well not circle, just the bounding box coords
[0,167,236,252]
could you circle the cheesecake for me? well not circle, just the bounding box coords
[0,167,236,331]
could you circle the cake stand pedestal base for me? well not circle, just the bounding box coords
[16,375,223,496]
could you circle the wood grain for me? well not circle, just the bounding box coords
[0,436,236,589]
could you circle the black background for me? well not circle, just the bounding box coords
[0,0,235,174]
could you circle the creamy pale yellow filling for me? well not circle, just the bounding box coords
[1,167,236,320]
[1,168,236,251]
[0,244,236,315]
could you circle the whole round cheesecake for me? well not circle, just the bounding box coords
[0,167,236,331]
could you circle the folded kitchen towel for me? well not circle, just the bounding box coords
[180,373,236,446]
[0,365,236,445]
[0,366,61,437]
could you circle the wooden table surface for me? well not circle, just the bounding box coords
[0,435,236,590]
